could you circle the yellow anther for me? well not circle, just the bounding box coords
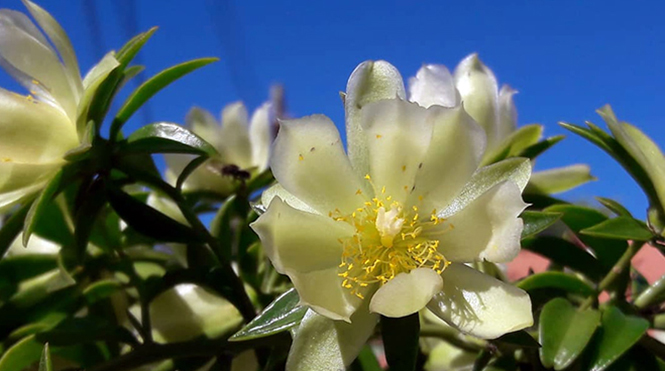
[418,195,424,202]
[298,154,304,161]
[365,174,371,180]
[356,189,363,195]
[376,134,382,139]
[2,158,11,162]
[381,186,386,194]
[401,165,406,172]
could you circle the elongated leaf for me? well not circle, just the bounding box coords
[518,272,595,296]
[527,164,595,194]
[483,124,543,164]
[518,135,565,159]
[585,306,649,371]
[581,216,653,241]
[596,197,632,217]
[539,298,600,370]
[116,27,158,68]
[113,58,218,134]
[106,185,201,244]
[124,122,217,156]
[23,164,79,245]
[559,122,615,155]
[83,279,123,305]
[442,157,531,217]
[230,288,306,341]
[600,105,665,212]
[38,343,52,371]
[73,179,106,262]
[545,204,627,273]
[0,200,32,258]
[381,313,419,371]
[176,156,209,191]
[520,210,561,239]
[0,335,42,371]
[523,237,603,280]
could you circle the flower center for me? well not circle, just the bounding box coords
[330,180,452,299]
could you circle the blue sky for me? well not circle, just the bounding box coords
[2,0,665,217]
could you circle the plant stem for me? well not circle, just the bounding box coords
[634,273,665,310]
[580,241,644,310]
[419,324,485,352]
[117,166,256,322]
[88,332,291,371]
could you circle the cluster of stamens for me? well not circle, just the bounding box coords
[330,175,452,299]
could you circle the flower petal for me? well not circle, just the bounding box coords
[22,0,82,98]
[219,102,252,168]
[408,64,460,108]
[249,102,274,171]
[270,114,365,215]
[345,60,406,176]
[186,107,222,149]
[427,263,533,339]
[77,52,118,136]
[408,105,485,211]
[0,10,77,117]
[290,268,362,322]
[250,197,352,274]
[438,181,528,263]
[361,99,431,204]
[287,307,377,371]
[454,54,499,149]
[164,154,235,195]
[0,88,77,163]
[369,268,443,318]
[261,184,318,214]
[497,85,517,143]
[0,161,60,194]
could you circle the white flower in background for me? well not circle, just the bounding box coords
[409,53,594,193]
[0,0,118,211]
[251,60,533,370]
[165,101,274,196]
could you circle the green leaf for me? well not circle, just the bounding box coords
[106,185,202,244]
[0,335,42,371]
[83,279,123,305]
[518,135,565,159]
[523,236,603,280]
[112,58,218,137]
[230,288,307,341]
[123,122,217,156]
[520,210,562,239]
[38,343,53,371]
[36,316,138,346]
[560,122,615,156]
[442,157,531,217]
[517,272,596,297]
[600,105,665,213]
[355,345,382,371]
[72,179,107,262]
[116,27,158,68]
[581,216,653,241]
[526,164,595,194]
[176,156,209,191]
[483,124,543,165]
[539,298,601,370]
[494,330,541,349]
[0,200,32,258]
[23,164,79,246]
[596,197,633,217]
[381,313,419,371]
[545,204,627,274]
[585,306,649,371]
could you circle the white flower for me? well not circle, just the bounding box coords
[0,0,118,211]
[251,60,533,370]
[165,101,274,195]
[409,54,594,193]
